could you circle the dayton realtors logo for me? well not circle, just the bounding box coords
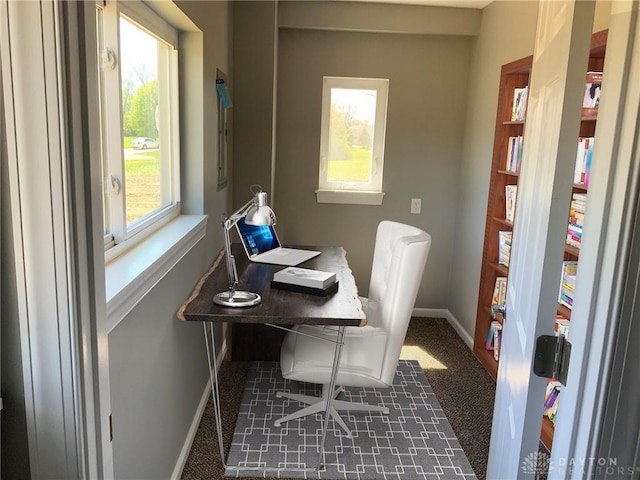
[522,453,637,476]
[521,451,552,475]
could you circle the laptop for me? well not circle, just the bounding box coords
[235,217,321,266]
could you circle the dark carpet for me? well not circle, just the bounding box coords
[181,318,496,480]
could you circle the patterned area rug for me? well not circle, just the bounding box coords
[225,360,476,479]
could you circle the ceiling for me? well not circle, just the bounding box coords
[344,0,493,8]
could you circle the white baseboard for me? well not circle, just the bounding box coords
[171,339,227,480]
[412,308,474,350]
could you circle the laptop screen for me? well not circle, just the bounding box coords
[236,217,281,257]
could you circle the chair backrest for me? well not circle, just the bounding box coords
[365,221,431,385]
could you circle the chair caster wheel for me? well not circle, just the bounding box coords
[274,421,281,427]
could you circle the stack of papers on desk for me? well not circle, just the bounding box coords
[272,267,338,296]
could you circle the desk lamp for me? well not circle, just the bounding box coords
[213,185,276,307]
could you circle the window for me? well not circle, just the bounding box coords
[96,0,180,254]
[317,77,389,205]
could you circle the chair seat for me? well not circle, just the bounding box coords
[280,324,389,387]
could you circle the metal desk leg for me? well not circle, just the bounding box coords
[203,322,226,468]
[202,321,346,474]
[317,325,346,469]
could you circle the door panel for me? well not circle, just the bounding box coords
[487,1,596,478]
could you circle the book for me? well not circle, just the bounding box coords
[511,87,528,121]
[555,315,570,339]
[271,279,339,297]
[273,266,336,289]
[505,185,518,223]
[491,320,503,361]
[498,231,512,268]
[574,137,594,186]
[485,324,495,351]
[582,71,603,117]
[505,136,523,173]
[566,192,587,249]
[491,276,507,307]
[558,261,578,309]
[544,381,562,424]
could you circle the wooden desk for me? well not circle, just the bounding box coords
[177,245,366,474]
[178,244,366,326]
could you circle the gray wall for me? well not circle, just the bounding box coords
[447,0,540,337]
[274,28,473,306]
[108,243,210,479]
[232,1,278,208]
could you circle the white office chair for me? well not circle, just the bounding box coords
[275,221,431,437]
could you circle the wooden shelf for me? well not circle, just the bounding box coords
[497,169,519,177]
[473,55,532,386]
[565,244,580,257]
[557,303,572,320]
[541,416,555,450]
[491,263,509,276]
[493,217,514,228]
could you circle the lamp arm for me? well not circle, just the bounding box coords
[223,198,255,231]
[223,223,238,293]
[221,197,255,293]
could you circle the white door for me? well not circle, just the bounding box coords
[488,1,640,478]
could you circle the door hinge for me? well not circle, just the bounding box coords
[533,334,572,386]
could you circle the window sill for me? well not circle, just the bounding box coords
[315,190,385,205]
[105,214,207,333]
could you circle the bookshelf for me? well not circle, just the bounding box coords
[472,54,531,382]
[473,30,608,451]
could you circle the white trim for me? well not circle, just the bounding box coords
[1,1,93,475]
[98,0,181,246]
[412,308,474,349]
[315,189,385,205]
[119,0,177,48]
[171,339,227,480]
[318,76,389,194]
[104,203,180,262]
[106,214,207,332]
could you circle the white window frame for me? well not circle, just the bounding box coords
[97,0,181,259]
[316,76,388,205]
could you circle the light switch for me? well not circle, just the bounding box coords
[411,198,421,214]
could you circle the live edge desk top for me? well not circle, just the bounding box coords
[177,245,367,327]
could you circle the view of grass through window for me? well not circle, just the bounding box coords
[327,88,377,185]
[120,17,162,225]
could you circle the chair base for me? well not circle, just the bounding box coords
[275,385,390,438]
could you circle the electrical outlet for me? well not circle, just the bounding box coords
[411,198,421,214]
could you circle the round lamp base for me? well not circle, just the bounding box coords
[213,290,261,308]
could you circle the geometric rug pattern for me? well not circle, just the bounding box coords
[225,360,477,479]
